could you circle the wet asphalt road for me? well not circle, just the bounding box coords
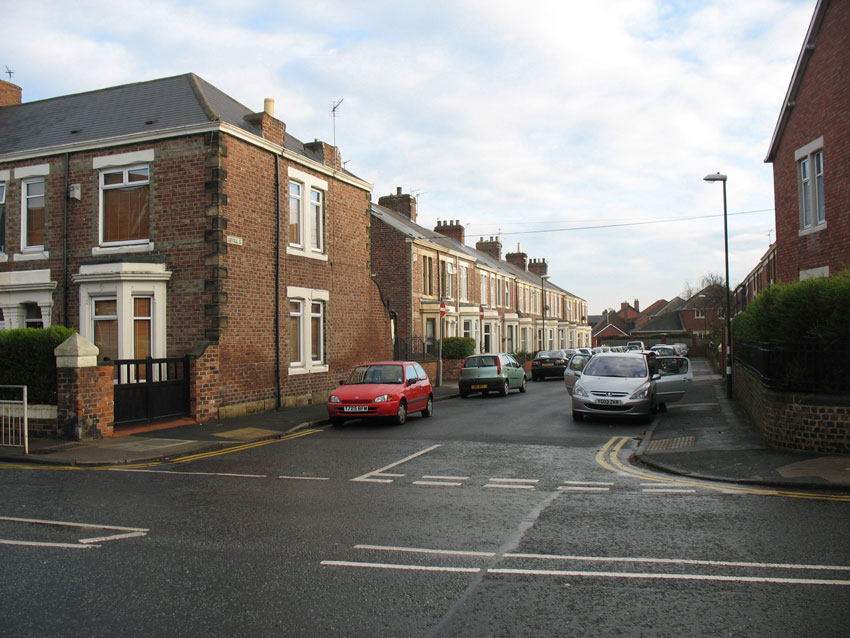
[2,373,849,637]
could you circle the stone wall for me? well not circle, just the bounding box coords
[734,362,850,454]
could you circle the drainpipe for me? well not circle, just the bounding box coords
[63,153,70,327]
[274,154,282,409]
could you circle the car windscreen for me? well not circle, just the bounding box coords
[347,364,404,384]
[465,355,499,368]
[583,356,647,378]
[535,351,561,359]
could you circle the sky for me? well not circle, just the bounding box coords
[1,0,817,314]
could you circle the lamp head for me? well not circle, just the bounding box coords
[703,172,727,182]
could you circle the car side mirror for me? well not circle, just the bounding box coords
[652,373,661,381]
[407,379,416,387]
[339,380,346,386]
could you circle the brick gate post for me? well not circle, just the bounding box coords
[55,334,115,440]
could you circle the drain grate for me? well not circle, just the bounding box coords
[645,436,695,452]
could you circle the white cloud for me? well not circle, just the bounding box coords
[0,0,817,312]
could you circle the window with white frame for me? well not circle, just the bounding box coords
[796,138,825,231]
[480,273,487,306]
[74,261,170,364]
[288,167,328,260]
[287,286,328,374]
[443,261,454,299]
[496,276,502,307]
[459,264,469,301]
[22,178,45,250]
[463,320,472,339]
[423,255,435,296]
[100,165,150,245]
[505,281,511,309]
[490,275,496,307]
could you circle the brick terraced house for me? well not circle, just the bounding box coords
[765,0,850,283]
[370,189,590,358]
[0,74,390,431]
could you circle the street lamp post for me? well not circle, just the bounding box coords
[540,275,550,351]
[703,172,733,399]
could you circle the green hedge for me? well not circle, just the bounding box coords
[732,270,850,346]
[441,337,475,359]
[0,326,77,404]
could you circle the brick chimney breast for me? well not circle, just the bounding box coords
[0,79,22,107]
[304,139,341,170]
[244,108,286,147]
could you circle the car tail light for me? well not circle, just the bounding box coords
[461,357,469,369]
[496,357,502,373]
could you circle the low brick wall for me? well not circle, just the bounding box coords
[734,362,850,454]
[441,359,463,381]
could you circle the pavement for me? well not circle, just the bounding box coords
[2,364,849,493]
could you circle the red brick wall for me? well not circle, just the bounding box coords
[57,365,114,439]
[190,343,220,422]
[772,1,850,282]
[370,216,412,339]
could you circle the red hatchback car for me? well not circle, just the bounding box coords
[327,361,434,426]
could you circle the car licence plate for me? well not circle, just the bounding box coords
[343,406,369,413]
[542,363,553,367]
[471,384,487,390]
[596,398,621,405]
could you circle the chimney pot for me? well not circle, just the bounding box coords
[263,98,275,117]
[397,187,402,195]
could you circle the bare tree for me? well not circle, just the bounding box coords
[683,273,727,314]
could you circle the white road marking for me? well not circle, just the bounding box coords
[560,481,614,486]
[324,544,850,585]
[0,516,148,533]
[485,483,536,490]
[0,539,99,549]
[79,531,148,544]
[278,476,330,481]
[558,486,610,492]
[422,475,469,481]
[110,468,266,478]
[413,481,464,487]
[321,560,480,573]
[373,472,405,478]
[489,478,540,483]
[351,444,442,483]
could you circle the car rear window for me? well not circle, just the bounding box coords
[536,351,561,359]
[583,356,647,378]
[465,355,499,368]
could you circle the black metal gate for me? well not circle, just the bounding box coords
[112,356,191,427]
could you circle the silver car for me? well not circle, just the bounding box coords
[563,352,593,396]
[571,352,692,421]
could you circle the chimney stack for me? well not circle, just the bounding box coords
[435,219,465,244]
[528,258,548,277]
[378,187,417,222]
[505,243,528,271]
[244,99,286,147]
[476,236,502,261]
[0,78,22,107]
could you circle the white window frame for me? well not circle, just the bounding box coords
[0,176,6,259]
[795,137,826,235]
[21,178,46,253]
[459,264,469,302]
[480,273,487,306]
[98,164,151,247]
[92,151,155,255]
[74,262,171,364]
[287,167,328,261]
[287,286,329,375]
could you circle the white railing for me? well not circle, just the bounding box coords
[0,385,28,455]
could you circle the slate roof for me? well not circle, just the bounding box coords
[630,310,686,334]
[0,73,346,173]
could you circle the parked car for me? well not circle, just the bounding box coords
[459,353,527,397]
[570,352,692,421]
[650,344,678,356]
[576,348,593,356]
[672,343,689,356]
[626,340,646,351]
[563,352,593,395]
[531,349,572,381]
[328,361,433,426]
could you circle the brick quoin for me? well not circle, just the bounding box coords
[770,1,850,282]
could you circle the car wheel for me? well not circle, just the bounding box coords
[519,377,527,393]
[422,396,434,417]
[500,379,510,396]
[572,411,583,421]
[394,401,407,425]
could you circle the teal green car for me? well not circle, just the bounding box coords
[458,353,528,397]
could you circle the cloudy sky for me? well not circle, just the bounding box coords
[2,0,816,313]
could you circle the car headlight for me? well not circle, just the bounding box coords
[573,383,588,398]
[329,395,341,403]
[374,394,390,403]
[630,382,651,400]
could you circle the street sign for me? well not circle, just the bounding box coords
[440,301,446,317]
[479,306,484,320]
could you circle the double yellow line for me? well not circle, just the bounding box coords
[596,436,850,502]
[0,428,321,472]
